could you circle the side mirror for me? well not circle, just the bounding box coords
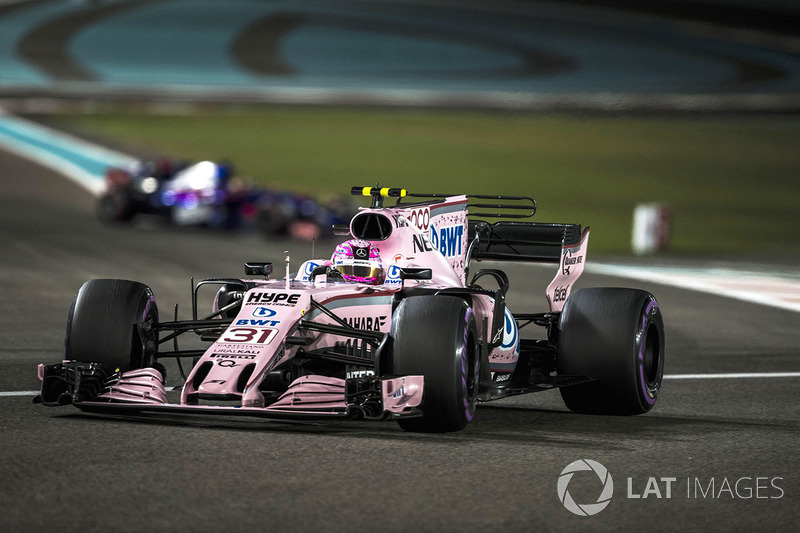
[244,262,273,277]
[400,268,432,281]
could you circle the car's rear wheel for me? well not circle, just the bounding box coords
[557,288,665,415]
[64,279,159,373]
[390,296,479,432]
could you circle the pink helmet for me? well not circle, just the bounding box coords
[331,239,384,285]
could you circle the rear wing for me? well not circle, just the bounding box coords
[352,187,536,218]
[400,191,537,220]
[394,190,581,264]
[468,221,583,263]
[393,190,581,264]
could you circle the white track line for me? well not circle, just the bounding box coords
[0,111,136,195]
[663,372,800,380]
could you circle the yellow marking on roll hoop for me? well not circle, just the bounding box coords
[362,187,372,196]
[380,187,390,197]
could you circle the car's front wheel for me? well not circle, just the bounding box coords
[390,296,479,432]
[64,279,159,373]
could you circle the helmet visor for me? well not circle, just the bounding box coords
[336,263,385,284]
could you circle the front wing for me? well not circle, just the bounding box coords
[36,362,423,421]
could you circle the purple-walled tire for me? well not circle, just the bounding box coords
[557,288,665,415]
[390,296,479,432]
[65,279,159,373]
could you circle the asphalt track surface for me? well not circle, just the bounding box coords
[1,148,799,532]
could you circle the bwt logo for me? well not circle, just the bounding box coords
[385,265,402,285]
[303,261,321,276]
[557,459,614,516]
[429,223,464,258]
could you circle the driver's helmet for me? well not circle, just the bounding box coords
[331,239,384,285]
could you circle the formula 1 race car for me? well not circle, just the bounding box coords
[96,159,353,240]
[37,186,665,432]
[97,159,223,225]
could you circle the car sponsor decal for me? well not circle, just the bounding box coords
[346,367,374,379]
[493,372,512,383]
[246,291,300,306]
[220,326,278,344]
[500,307,520,354]
[562,247,584,275]
[236,318,281,327]
[213,347,260,355]
[412,233,434,254]
[427,197,469,283]
[429,223,464,259]
[344,315,387,331]
[408,207,430,231]
[294,260,323,282]
[385,264,403,286]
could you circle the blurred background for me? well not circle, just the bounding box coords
[1,0,799,254]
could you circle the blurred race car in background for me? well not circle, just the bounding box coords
[96,159,354,240]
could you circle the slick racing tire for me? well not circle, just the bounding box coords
[96,192,135,223]
[390,296,480,432]
[64,279,159,373]
[557,288,665,415]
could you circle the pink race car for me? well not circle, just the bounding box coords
[37,186,665,432]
